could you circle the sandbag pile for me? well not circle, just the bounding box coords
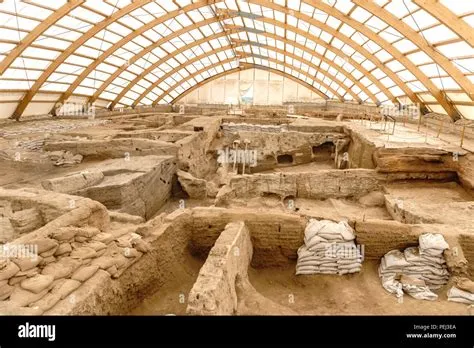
[448,278,474,305]
[378,233,450,300]
[296,219,362,276]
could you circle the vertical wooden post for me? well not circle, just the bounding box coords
[460,125,466,148]
[437,119,443,138]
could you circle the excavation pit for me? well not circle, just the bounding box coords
[0,114,473,316]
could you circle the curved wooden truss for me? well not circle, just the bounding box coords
[354,0,474,99]
[132,41,369,108]
[413,0,474,49]
[9,0,155,120]
[117,28,389,109]
[248,0,458,117]
[111,30,383,109]
[1,0,473,120]
[0,0,86,76]
[161,53,351,103]
[153,57,330,105]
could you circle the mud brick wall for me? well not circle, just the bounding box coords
[459,234,474,277]
[190,207,306,267]
[43,210,195,315]
[457,154,474,195]
[114,129,192,143]
[0,195,196,316]
[354,220,419,259]
[76,156,177,219]
[344,127,377,169]
[354,219,470,276]
[44,138,178,160]
[220,169,385,201]
[219,130,349,172]
[41,156,177,219]
[187,221,252,315]
[175,117,221,178]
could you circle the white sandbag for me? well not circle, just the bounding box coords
[305,235,327,248]
[339,267,361,275]
[421,254,446,265]
[420,248,445,257]
[381,274,403,297]
[304,219,354,241]
[308,242,336,252]
[404,247,422,262]
[296,269,318,275]
[303,219,326,241]
[338,263,362,270]
[297,220,361,276]
[419,233,449,252]
[447,286,474,304]
[337,258,363,265]
[383,250,410,269]
[402,283,438,301]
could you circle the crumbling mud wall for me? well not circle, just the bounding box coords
[343,124,474,193]
[354,219,469,276]
[113,129,193,143]
[190,207,306,267]
[44,138,178,160]
[42,210,194,315]
[190,207,471,273]
[175,117,221,178]
[0,190,196,315]
[0,188,115,314]
[345,127,377,169]
[218,129,349,172]
[216,169,385,203]
[41,156,177,219]
[0,188,109,244]
[187,221,252,315]
[459,234,474,277]
[373,147,459,178]
[385,194,474,227]
[457,154,474,195]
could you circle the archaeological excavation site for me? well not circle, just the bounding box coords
[0,0,474,321]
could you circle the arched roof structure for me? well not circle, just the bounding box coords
[0,0,473,120]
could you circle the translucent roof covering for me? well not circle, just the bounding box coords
[0,0,473,119]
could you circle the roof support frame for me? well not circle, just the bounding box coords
[130,39,368,108]
[9,0,155,120]
[0,0,86,76]
[153,58,330,105]
[299,0,459,119]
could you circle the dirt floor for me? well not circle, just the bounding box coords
[260,161,335,173]
[385,181,473,203]
[129,253,204,315]
[128,259,471,316]
[246,260,472,315]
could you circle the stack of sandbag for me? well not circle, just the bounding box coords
[296,219,362,276]
[448,278,474,304]
[400,275,438,301]
[403,246,449,289]
[378,233,450,300]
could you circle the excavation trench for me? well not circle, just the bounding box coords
[118,208,473,316]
